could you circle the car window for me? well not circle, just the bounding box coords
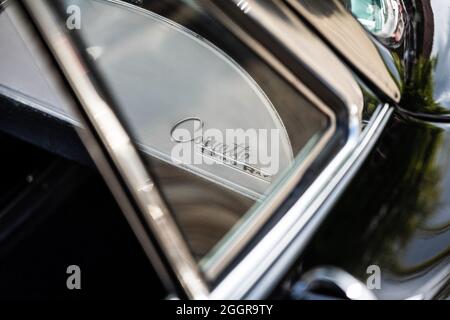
[56,0,335,258]
[23,0,366,294]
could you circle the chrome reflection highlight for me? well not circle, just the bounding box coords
[299,266,377,300]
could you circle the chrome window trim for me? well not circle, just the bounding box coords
[190,0,363,277]
[15,0,393,300]
[211,105,392,299]
[243,104,393,299]
[20,0,209,299]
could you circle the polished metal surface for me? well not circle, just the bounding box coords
[213,104,392,299]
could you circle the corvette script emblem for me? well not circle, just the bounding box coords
[170,117,279,182]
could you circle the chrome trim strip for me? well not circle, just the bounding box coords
[211,104,393,299]
[21,0,209,299]
[200,0,360,279]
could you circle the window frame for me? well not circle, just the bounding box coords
[16,0,393,299]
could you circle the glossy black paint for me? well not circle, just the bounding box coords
[273,0,450,300]
[292,113,449,299]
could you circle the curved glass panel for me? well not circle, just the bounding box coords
[75,1,294,199]
[51,0,334,260]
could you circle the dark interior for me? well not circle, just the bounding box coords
[0,131,166,299]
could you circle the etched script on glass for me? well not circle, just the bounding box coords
[170,118,278,183]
